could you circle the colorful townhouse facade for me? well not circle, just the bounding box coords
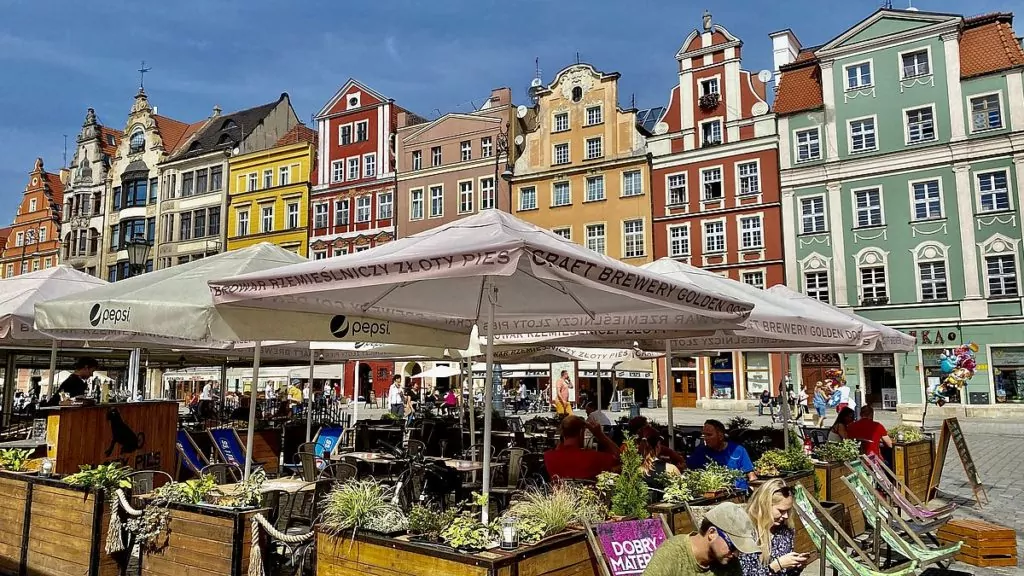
[512,63,653,266]
[226,124,317,255]
[395,87,519,236]
[0,158,64,278]
[648,13,784,410]
[774,9,1024,415]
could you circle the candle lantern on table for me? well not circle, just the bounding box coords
[501,515,519,550]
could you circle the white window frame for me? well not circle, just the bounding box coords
[431,146,442,166]
[261,204,274,233]
[279,165,291,186]
[409,188,424,220]
[460,140,472,162]
[585,175,605,202]
[411,150,423,170]
[666,172,687,206]
[738,213,764,250]
[428,185,444,218]
[700,76,721,96]
[551,181,571,207]
[585,222,607,254]
[735,160,761,196]
[585,136,603,160]
[976,169,1013,213]
[980,235,1022,299]
[335,198,349,226]
[355,195,371,223]
[29,199,37,212]
[312,250,328,261]
[699,117,723,146]
[247,172,257,192]
[859,265,888,301]
[908,177,944,221]
[667,224,690,257]
[363,153,376,178]
[703,218,727,254]
[843,59,874,91]
[286,202,299,229]
[458,179,474,214]
[903,104,937,145]
[622,170,643,197]
[553,112,570,133]
[236,209,250,236]
[347,157,360,180]
[803,269,831,303]
[968,91,1005,133]
[912,242,950,302]
[985,254,1018,298]
[700,165,724,201]
[479,177,496,210]
[897,46,932,80]
[585,105,603,126]
[851,185,885,228]
[312,202,328,229]
[855,248,890,303]
[800,194,827,234]
[794,127,822,163]
[847,115,878,153]
[553,142,570,165]
[481,136,493,158]
[331,160,344,183]
[355,120,369,142]
[338,123,353,145]
[263,169,274,189]
[519,186,537,211]
[552,227,571,240]
[740,269,766,290]
[377,191,393,220]
[622,219,646,259]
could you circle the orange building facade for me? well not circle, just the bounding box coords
[1,158,64,278]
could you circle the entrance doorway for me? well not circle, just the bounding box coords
[671,356,698,408]
[800,353,841,394]
[862,354,896,409]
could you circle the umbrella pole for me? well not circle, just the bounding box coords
[47,340,59,398]
[352,360,359,426]
[306,349,315,443]
[664,340,674,450]
[467,360,476,452]
[780,373,792,447]
[596,362,602,412]
[481,281,496,524]
[243,342,261,481]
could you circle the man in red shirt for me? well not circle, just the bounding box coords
[845,406,892,458]
[544,415,619,481]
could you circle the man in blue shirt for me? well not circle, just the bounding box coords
[686,419,756,491]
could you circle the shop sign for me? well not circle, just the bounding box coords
[991,348,1024,366]
[615,371,651,379]
[863,354,894,368]
[908,329,958,346]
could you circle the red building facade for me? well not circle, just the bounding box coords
[1,158,64,278]
[648,14,784,409]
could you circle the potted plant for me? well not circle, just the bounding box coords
[889,424,924,444]
[407,504,459,543]
[610,438,650,519]
[812,440,860,464]
[755,447,814,477]
[0,449,33,473]
[322,479,409,538]
[726,416,752,431]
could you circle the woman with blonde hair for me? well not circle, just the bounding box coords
[740,479,808,575]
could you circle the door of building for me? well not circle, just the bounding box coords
[800,353,841,392]
[670,356,699,408]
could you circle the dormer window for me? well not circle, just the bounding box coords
[106,134,116,146]
[189,141,203,153]
[571,86,583,102]
[129,129,145,154]
[221,119,238,131]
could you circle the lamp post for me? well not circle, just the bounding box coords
[126,234,151,277]
[489,124,514,414]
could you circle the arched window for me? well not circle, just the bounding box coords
[854,248,889,305]
[799,252,832,303]
[979,234,1020,298]
[129,129,145,154]
[910,242,950,302]
[571,86,583,102]
[221,119,238,131]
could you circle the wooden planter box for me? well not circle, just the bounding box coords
[814,461,864,537]
[0,470,119,576]
[316,528,597,576]
[648,491,744,535]
[892,439,933,500]
[141,502,266,576]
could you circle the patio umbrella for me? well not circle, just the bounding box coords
[209,210,754,519]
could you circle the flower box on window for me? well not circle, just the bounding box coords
[698,93,720,111]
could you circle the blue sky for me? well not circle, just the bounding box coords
[0,0,1018,225]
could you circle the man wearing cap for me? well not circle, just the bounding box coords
[645,502,756,576]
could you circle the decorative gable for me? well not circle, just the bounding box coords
[317,79,387,118]
[821,9,959,52]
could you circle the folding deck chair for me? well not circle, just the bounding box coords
[208,427,264,470]
[175,429,209,479]
[852,457,955,534]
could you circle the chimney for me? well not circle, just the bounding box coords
[490,87,512,107]
[212,105,222,117]
[769,29,802,84]
[396,110,409,128]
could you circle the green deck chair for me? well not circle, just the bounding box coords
[792,485,918,576]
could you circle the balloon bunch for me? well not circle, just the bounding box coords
[822,368,845,389]
[928,342,979,405]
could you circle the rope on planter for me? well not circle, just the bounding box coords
[247,512,314,576]
[105,488,143,554]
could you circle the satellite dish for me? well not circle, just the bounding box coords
[758,70,773,83]
[514,134,525,146]
[516,105,528,119]
[530,78,543,88]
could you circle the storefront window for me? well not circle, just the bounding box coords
[709,353,735,399]
[744,352,771,396]
[922,349,961,404]
[993,347,1024,403]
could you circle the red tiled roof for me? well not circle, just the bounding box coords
[44,172,65,207]
[960,13,1024,79]
[774,56,824,115]
[153,115,197,154]
[99,126,122,159]
[275,124,317,147]
[0,227,11,244]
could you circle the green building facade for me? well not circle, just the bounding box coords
[772,9,1024,415]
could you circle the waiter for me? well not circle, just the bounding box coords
[47,357,98,405]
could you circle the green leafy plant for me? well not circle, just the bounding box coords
[440,513,496,550]
[889,424,924,443]
[611,438,650,519]
[755,447,813,477]
[497,514,547,545]
[683,463,741,496]
[408,504,458,541]
[595,471,618,498]
[660,475,694,504]
[322,479,408,535]
[64,463,133,491]
[156,474,217,505]
[508,483,607,537]
[813,440,861,463]
[0,449,32,472]
[212,469,266,508]
[727,416,752,431]
[381,412,399,421]
[126,506,171,554]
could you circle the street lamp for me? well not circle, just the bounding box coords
[126,234,150,277]
[494,122,514,184]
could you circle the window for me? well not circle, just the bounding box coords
[193,210,205,238]
[247,172,257,192]
[919,261,948,301]
[912,180,942,220]
[412,150,423,170]
[459,181,474,213]
[208,207,220,237]
[702,168,723,200]
[331,160,345,182]
[554,143,570,165]
[971,95,1003,131]
[431,146,442,166]
[279,166,291,186]
[854,188,883,227]
[845,61,872,89]
[313,250,327,261]
[552,181,571,206]
[795,128,821,162]
[460,141,472,162]
[585,137,602,159]
[313,202,328,229]
[586,224,606,254]
[704,221,725,253]
[195,170,207,195]
[429,186,443,217]
[410,189,424,220]
[737,162,759,195]
[552,227,571,240]
[742,271,765,289]
[805,271,830,303]
[347,157,359,180]
[210,166,222,191]
[29,198,37,212]
[701,120,722,145]
[700,78,720,95]
[554,112,569,132]
[571,86,583,102]
[901,50,930,78]
[801,197,826,234]
[739,216,763,249]
[906,106,935,143]
[481,137,493,158]
[978,171,1010,212]
[622,171,642,197]
[519,187,537,211]
[480,177,496,210]
[123,179,148,207]
[667,174,687,205]
[623,219,645,258]
[4,264,11,278]
[378,192,393,220]
[860,266,887,300]
[38,226,46,242]
[363,154,376,177]
[356,196,371,222]
[355,121,368,142]
[339,125,352,145]
[987,255,1018,297]
[586,105,603,125]
[586,176,605,202]
[668,226,690,257]
[182,172,195,197]
[287,203,299,229]
[14,231,23,247]
[335,199,349,226]
[261,169,272,189]
[236,210,249,236]
[850,118,876,152]
[129,129,145,153]
[260,205,273,233]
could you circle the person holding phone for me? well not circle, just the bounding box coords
[741,479,809,576]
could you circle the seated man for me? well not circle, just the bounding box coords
[845,405,893,459]
[686,419,756,491]
[644,501,758,576]
[544,415,619,481]
[627,416,686,470]
[585,401,612,427]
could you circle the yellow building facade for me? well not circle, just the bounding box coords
[512,63,652,264]
[226,127,316,255]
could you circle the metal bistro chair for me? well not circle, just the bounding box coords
[319,462,358,482]
[406,439,427,460]
[292,442,321,482]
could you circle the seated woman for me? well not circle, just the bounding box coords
[740,479,809,576]
[827,408,856,441]
[636,428,680,501]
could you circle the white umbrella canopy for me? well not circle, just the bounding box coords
[0,266,106,343]
[411,365,462,379]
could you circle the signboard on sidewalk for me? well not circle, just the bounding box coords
[586,517,670,576]
[928,417,987,506]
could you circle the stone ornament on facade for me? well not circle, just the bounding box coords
[557,66,596,101]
